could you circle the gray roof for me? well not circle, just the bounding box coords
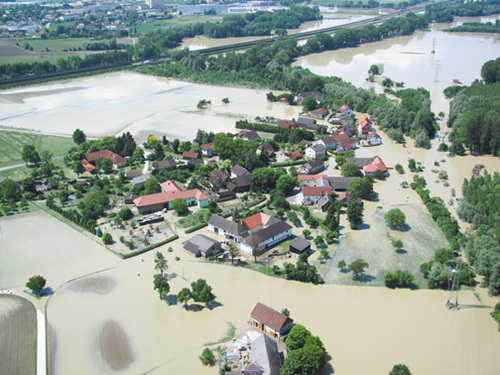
[231,164,250,177]
[328,176,355,191]
[229,173,252,188]
[243,220,292,246]
[183,234,220,257]
[208,215,244,236]
[153,159,176,170]
[290,237,310,253]
[250,334,282,375]
[306,158,324,169]
[346,157,375,168]
[132,174,152,186]
[125,169,143,179]
[297,117,317,129]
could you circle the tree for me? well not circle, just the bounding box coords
[392,239,404,251]
[102,232,113,245]
[368,64,380,75]
[347,259,369,280]
[154,252,168,276]
[21,144,41,166]
[384,270,414,288]
[82,190,109,219]
[276,174,298,196]
[281,308,290,317]
[190,278,214,308]
[177,288,191,308]
[341,161,362,177]
[153,274,170,300]
[314,235,325,248]
[0,179,22,202]
[199,348,215,366]
[118,206,133,221]
[100,158,113,174]
[302,229,311,239]
[172,198,188,215]
[72,160,85,177]
[227,240,240,264]
[72,128,86,145]
[302,96,318,112]
[285,324,312,350]
[26,275,46,296]
[347,195,363,229]
[348,177,376,200]
[389,364,412,375]
[281,349,317,375]
[143,177,161,195]
[385,208,406,230]
[337,260,346,270]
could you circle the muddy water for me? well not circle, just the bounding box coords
[294,16,500,114]
[46,249,500,375]
[0,73,299,142]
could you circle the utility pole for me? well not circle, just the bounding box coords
[447,259,460,310]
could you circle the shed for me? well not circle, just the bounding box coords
[289,237,311,256]
[183,234,221,258]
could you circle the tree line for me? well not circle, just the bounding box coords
[447,58,500,156]
[425,0,500,23]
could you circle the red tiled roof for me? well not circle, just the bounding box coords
[337,104,350,113]
[311,107,328,115]
[81,159,96,172]
[334,133,350,143]
[302,186,332,196]
[363,156,388,173]
[182,151,199,159]
[160,180,182,192]
[251,302,292,331]
[133,188,208,208]
[298,174,327,181]
[241,212,270,230]
[200,143,213,150]
[338,191,349,201]
[85,149,125,165]
[278,120,297,129]
[289,150,301,160]
[359,114,372,126]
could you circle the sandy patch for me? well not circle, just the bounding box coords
[67,276,115,295]
[94,320,135,372]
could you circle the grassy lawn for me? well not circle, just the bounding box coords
[0,130,74,168]
[18,38,88,52]
[0,295,36,375]
[177,208,212,228]
[136,15,223,33]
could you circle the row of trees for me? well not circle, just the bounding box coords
[458,172,500,295]
[425,0,500,23]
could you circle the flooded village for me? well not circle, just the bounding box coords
[1,7,500,375]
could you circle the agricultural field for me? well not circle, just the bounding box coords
[135,15,223,34]
[0,295,36,375]
[0,129,74,169]
[16,38,88,53]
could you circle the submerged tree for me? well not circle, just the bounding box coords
[26,275,46,296]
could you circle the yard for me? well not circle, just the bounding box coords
[0,295,36,375]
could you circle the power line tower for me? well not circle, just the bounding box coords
[447,259,460,310]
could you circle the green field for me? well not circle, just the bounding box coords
[0,295,36,375]
[135,15,223,34]
[0,129,74,168]
[18,38,88,52]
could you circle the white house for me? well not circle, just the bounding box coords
[305,143,326,159]
[367,132,383,145]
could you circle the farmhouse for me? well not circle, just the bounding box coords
[208,214,246,241]
[298,158,324,175]
[209,170,230,188]
[328,176,355,192]
[227,173,252,193]
[278,120,297,129]
[133,180,209,214]
[367,132,383,145]
[317,136,337,150]
[359,114,374,135]
[250,302,294,339]
[288,150,302,160]
[363,156,388,176]
[302,186,333,205]
[310,107,328,119]
[298,174,328,188]
[305,143,326,159]
[183,234,221,258]
[84,149,126,168]
[297,117,317,130]
[238,334,282,375]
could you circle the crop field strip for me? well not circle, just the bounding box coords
[0,295,37,375]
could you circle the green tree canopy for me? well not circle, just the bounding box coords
[190,278,214,307]
[276,174,298,196]
[21,144,41,166]
[26,275,46,296]
[389,364,412,375]
[177,287,192,308]
[384,208,406,230]
[172,198,188,216]
[347,259,369,280]
[72,128,86,145]
[341,162,362,177]
[153,274,170,300]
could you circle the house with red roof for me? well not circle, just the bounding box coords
[182,151,199,160]
[133,180,209,214]
[200,143,213,156]
[337,104,354,115]
[250,302,294,339]
[82,149,126,171]
[81,159,96,173]
[310,107,328,119]
[297,174,328,188]
[288,150,302,160]
[302,186,333,205]
[257,143,275,158]
[359,114,374,135]
[278,120,297,130]
[363,156,388,176]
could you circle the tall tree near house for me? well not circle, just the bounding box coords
[72,128,86,145]
[71,161,85,177]
[21,145,41,166]
[347,259,369,280]
[347,195,363,229]
[154,251,168,276]
[227,240,240,265]
[246,233,263,263]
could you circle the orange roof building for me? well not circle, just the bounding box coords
[363,156,388,175]
[84,149,126,167]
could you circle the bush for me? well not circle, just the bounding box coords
[384,270,414,288]
[395,164,404,174]
[119,206,133,220]
[199,348,215,366]
[102,232,113,245]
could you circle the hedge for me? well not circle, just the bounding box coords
[270,159,306,168]
[236,120,290,135]
[184,222,208,233]
[119,235,179,259]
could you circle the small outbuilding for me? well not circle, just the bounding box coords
[289,237,311,257]
[183,234,221,258]
[250,302,294,339]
